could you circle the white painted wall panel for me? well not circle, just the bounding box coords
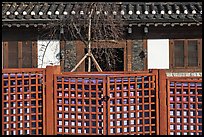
[37,40,60,68]
[147,39,169,69]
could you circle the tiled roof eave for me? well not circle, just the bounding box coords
[2,2,202,23]
[2,18,202,24]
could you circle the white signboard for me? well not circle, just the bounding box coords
[147,39,169,69]
[37,40,60,68]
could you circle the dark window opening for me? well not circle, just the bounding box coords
[188,40,198,67]
[85,48,124,71]
[174,41,184,67]
[171,39,201,70]
[8,41,18,68]
[3,41,37,68]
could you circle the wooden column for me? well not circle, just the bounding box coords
[45,66,61,135]
[158,69,168,135]
[3,42,8,68]
[169,40,174,69]
[32,41,38,68]
[126,40,132,71]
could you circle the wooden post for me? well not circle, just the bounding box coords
[45,66,61,135]
[3,42,8,68]
[32,41,38,68]
[158,69,168,135]
[126,40,132,71]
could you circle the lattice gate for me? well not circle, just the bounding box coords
[107,74,158,135]
[167,77,202,135]
[54,74,107,135]
[2,69,45,135]
[53,72,158,135]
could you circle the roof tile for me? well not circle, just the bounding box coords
[2,2,202,26]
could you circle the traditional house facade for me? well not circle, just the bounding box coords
[2,2,202,74]
[1,2,202,135]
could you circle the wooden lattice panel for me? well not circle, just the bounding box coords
[54,75,107,135]
[167,78,202,135]
[2,69,45,135]
[107,74,158,135]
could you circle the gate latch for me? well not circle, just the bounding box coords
[101,95,110,102]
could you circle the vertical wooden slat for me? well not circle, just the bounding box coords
[8,74,11,134]
[18,42,22,68]
[1,73,4,135]
[158,69,167,135]
[53,75,58,135]
[75,79,78,134]
[28,73,32,134]
[42,70,46,135]
[151,69,160,135]
[3,42,9,68]
[104,77,108,135]
[141,76,145,135]
[166,79,170,135]
[32,41,38,68]
[121,77,124,135]
[81,78,85,134]
[126,40,132,71]
[45,66,61,135]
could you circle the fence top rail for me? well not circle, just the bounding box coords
[61,70,151,75]
[167,77,202,83]
[2,68,45,73]
[55,73,154,78]
[167,76,202,80]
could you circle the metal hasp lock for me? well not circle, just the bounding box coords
[101,95,110,102]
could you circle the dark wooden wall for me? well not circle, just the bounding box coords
[126,25,202,39]
[2,25,202,41]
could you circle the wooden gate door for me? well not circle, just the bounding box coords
[2,68,45,135]
[53,74,107,135]
[106,73,159,135]
[53,72,159,135]
[167,77,202,135]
